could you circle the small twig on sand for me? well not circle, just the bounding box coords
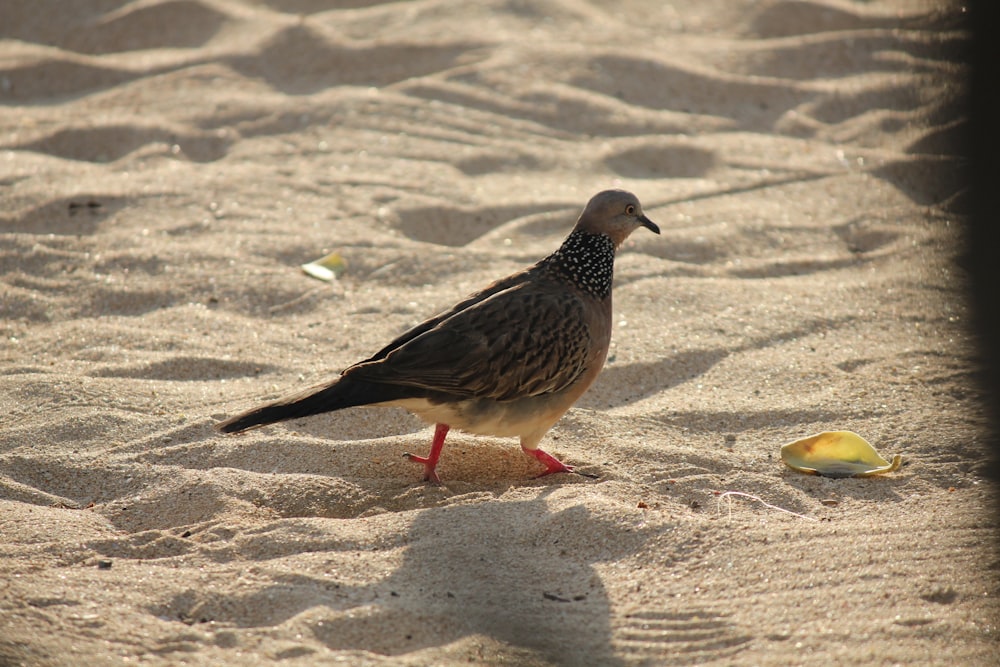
[715,490,819,522]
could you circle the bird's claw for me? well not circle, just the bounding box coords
[403,452,442,484]
[532,465,598,480]
[523,447,595,479]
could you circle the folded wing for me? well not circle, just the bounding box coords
[344,283,592,401]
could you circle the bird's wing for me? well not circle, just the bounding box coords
[344,282,595,401]
[353,267,538,366]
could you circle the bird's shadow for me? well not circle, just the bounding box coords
[155,491,646,665]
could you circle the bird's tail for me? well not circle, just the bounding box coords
[216,376,406,433]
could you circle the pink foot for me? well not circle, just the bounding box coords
[404,423,449,483]
[523,446,594,478]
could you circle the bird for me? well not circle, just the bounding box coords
[217,189,659,483]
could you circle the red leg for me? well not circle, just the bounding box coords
[404,423,449,483]
[522,445,574,477]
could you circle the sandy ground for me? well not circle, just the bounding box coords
[1,1,996,665]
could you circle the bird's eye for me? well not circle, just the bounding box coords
[625,204,636,216]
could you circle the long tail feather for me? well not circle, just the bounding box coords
[216,376,410,433]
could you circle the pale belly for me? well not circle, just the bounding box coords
[384,394,572,441]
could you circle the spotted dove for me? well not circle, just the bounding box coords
[217,190,659,482]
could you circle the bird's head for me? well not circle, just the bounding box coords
[574,190,659,248]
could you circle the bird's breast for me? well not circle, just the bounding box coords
[386,387,586,439]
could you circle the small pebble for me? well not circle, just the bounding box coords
[97,559,113,570]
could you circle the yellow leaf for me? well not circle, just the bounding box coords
[780,431,902,478]
[301,252,346,282]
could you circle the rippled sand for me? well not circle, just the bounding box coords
[1,1,993,665]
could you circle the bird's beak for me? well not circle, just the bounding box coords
[640,214,660,234]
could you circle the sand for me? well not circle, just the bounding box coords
[0,0,995,665]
